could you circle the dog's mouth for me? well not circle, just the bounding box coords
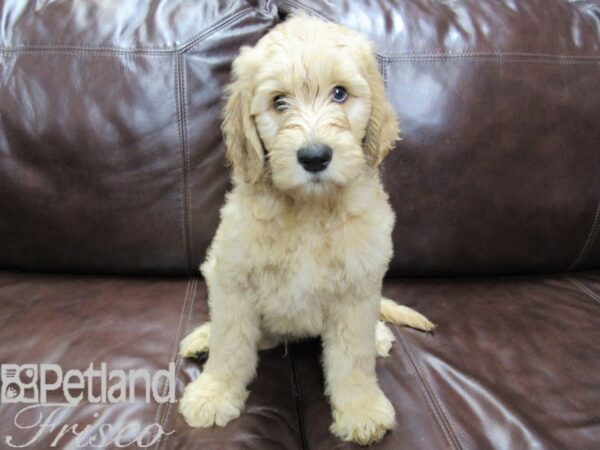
[297,172,343,198]
[306,171,338,188]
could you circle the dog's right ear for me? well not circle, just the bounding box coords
[222,47,264,184]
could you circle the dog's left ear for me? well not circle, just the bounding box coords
[362,45,400,167]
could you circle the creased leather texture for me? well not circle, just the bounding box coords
[1,0,599,276]
[278,0,600,276]
[0,271,302,449]
[1,271,599,449]
[0,0,277,275]
[1,2,600,448]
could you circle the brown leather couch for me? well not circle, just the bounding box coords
[1,1,599,449]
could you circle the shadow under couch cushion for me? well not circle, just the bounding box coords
[1,270,599,449]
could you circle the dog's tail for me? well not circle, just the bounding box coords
[379,297,435,332]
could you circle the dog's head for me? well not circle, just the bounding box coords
[222,16,399,197]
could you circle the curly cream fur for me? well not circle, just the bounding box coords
[179,16,433,445]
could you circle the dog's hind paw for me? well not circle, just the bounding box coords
[375,321,395,357]
[179,323,211,358]
[179,373,247,428]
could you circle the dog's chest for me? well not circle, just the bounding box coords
[249,216,389,337]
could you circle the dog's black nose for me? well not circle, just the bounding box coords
[297,144,332,173]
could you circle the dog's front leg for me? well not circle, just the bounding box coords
[179,288,259,428]
[323,296,395,445]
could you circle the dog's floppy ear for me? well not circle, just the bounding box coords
[222,47,264,184]
[362,46,400,167]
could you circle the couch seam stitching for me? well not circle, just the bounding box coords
[0,7,254,55]
[148,279,190,442]
[0,49,170,57]
[568,200,600,271]
[183,56,195,271]
[155,277,199,450]
[281,0,331,22]
[564,276,600,305]
[279,2,600,64]
[174,53,193,273]
[396,327,462,450]
[288,347,309,450]
[378,56,388,89]
[180,53,194,272]
[173,54,187,273]
[181,8,255,53]
[2,48,597,63]
[376,52,600,63]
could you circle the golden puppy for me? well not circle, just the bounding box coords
[179,16,434,445]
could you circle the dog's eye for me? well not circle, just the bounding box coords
[331,86,348,103]
[273,95,288,112]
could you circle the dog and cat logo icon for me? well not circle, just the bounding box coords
[1,363,178,406]
[1,364,178,448]
[1,364,39,404]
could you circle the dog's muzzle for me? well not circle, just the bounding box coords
[297,144,332,173]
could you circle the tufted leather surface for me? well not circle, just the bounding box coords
[278,0,600,276]
[1,270,599,449]
[0,0,277,275]
[1,0,599,276]
[1,1,600,449]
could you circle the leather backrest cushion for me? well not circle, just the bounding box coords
[1,0,599,276]
[280,0,600,276]
[0,0,277,275]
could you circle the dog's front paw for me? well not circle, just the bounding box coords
[179,373,247,428]
[330,389,395,445]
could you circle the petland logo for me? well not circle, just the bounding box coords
[1,363,176,448]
